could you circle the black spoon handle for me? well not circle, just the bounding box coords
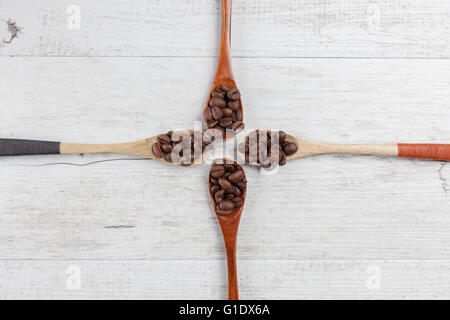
[0,139,61,156]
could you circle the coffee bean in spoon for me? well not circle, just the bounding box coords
[151,131,212,166]
[204,86,245,137]
[242,130,298,170]
[152,142,164,158]
[283,142,298,156]
[209,161,247,215]
[227,88,241,100]
[211,165,225,178]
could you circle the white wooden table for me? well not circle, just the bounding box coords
[1,0,450,299]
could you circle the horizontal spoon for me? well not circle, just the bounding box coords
[209,159,246,300]
[0,130,212,166]
[285,135,450,161]
[239,131,450,164]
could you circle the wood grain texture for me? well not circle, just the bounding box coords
[1,260,450,299]
[0,58,450,262]
[1,1,450,299]
[0,0,450,57]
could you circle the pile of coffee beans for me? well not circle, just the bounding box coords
[239,130,298,169]
[209,161,246,215]
[204,85,245,136]
[152,131,213,166]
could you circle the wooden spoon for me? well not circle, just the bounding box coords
[208,158,247,300]
[239,131,450,164]
[204,0,243,141]
[285,135,450,161]
[0,130,213,166]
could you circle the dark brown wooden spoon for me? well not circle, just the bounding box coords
[208,158,247,300]
[204,0,244,141]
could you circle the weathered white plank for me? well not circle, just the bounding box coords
[0,0,449,58]
[0,260,449,299]
[0,57,449,261]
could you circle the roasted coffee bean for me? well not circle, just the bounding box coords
[231,121,244,132]
[229,170,244,183]
[203,108,212,122]
[210,97,227,108]
[152,143,164,158]
[232,186,242,196]
[232,197,243,208]
[283,142,298,156]
[210,176,218,185]
[157,134,171,145]
[161,143,172,153]
[204,86,244,136]
[222,107,234,117]
[279,131,287,143]
[208,120,218,127]
[279,150,286,162]
[224,164,235,172]
[220,200,235,211]
[218,85,230,92]
[163,153,171,162]
[214,190,225,203]
[227,100,239,111]
[227,88,241,100]
[212,91,225,98]
[224,193,235,200]
[211,185,220,194]
[219,117,233,127]
[235,109,242,121]
[236,181,246,191]
[210,165,225,178]
[218,178,233,190]
[215,205,232,215]
[211,106,223,120]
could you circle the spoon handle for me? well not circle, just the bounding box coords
[215,0,234,81]
[0,138,60,156]
[398,144,450,161]
[218,215,240,300]
[298,139,450,161]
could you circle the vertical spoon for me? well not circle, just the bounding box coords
[208,159,247,300]
[204,0,244,140]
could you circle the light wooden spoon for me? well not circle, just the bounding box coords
[0,130,213,166]
[239,131,450,164]
[285,135,450,161]
[204,0,244,141]
[208,158,246,300]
